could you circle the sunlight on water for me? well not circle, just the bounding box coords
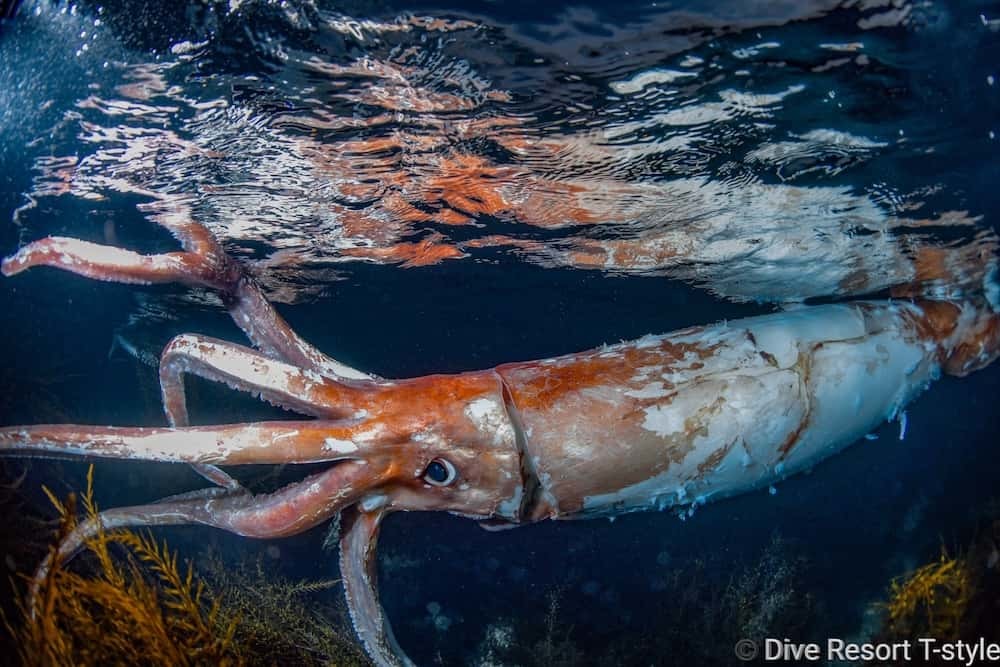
[4,0,997,330]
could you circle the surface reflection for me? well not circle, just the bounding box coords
[9,0,999,314]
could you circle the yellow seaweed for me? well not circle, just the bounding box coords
[4,466,369,665]
[882,548,972,641]
[6,466,241,666]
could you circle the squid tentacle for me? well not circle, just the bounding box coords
[0,217,377,486]
[0,219,372,382]
[155,340,243,489]
[158,333,373,425]
[0,236,226,288]
[339,507,413,667]
[0,420,387,466]
[31,460,382,601]
[158,333,377,489]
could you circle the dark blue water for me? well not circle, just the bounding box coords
[1,1,999,664]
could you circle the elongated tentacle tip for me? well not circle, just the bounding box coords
[1,249,28,276]
[2,239,58,277]
[0,237,164,286]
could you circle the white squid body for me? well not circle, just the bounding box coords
[497,300,992,521]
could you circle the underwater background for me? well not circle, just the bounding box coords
[1,0,999,664]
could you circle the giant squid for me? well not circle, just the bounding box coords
[1,215,999,666]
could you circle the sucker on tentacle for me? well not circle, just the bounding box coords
[2,216,999,667]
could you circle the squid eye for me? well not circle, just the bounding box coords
[423,458,457,486]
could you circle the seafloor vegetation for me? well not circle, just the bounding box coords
[873,521,1000,664]
[4,467,367,667]
[469,534,817,666]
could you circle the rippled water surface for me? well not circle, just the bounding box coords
[1,0,999,664]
